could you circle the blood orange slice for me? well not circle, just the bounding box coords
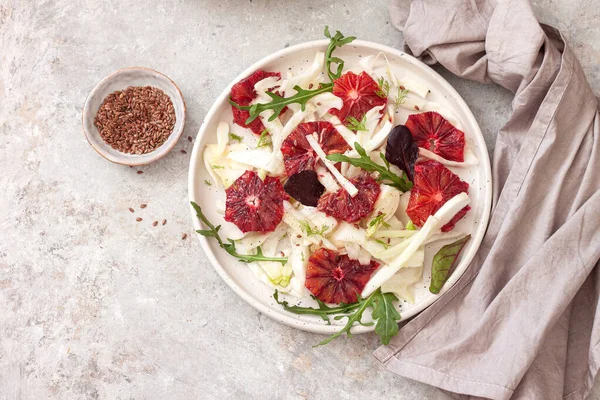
[305,248,379,304]
[224,170,288,233]
[329,71,387,122]
[317,176,381,223]
[406,160,470,232]
[405,112,465,162]
[280,121,350,176]
[230,70,281,135]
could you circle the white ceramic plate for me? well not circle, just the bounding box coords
[188,40,492,334]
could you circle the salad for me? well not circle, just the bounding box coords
[193,27,478,346]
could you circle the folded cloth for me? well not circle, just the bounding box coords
[376,1,600,399]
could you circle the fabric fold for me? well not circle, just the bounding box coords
[380,1,600,399]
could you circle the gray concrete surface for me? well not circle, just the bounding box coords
[1,0,599,399]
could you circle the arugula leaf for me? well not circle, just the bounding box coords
[191,201,288,265]
[229,132,243,143]
[229,84,333,125]
[376,76,390,99]
[204,180,212,186]
[275,288,401,346]
[345,115,368,132]
[229,27,354,124]
[256,129,272,148]
[394,88,410,112]
[274,290,360,325]
[326,143,413,192]
[324,26,356,82]
[429,235,471,294]
[316,292,375,346]
[372,291,401,345]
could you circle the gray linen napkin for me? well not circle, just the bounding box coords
[376,1,600,399]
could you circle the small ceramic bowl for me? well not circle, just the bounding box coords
[82,67,186,166]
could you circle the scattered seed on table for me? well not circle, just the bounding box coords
[187,136,192,142]
[136,217,143,222]
[140,204,147,209]
[162,219,167,225]
[180,149,187,154]
[152,221,158,227]
[181,233,188,240]
[137,170,144,175]
[128,208,134,213]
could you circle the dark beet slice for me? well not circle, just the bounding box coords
[305,248,379,304]
[280,121,350,176]
[329,71,387,122]
[225,170,288,233]
[405,112,465,162]
[385,124,419,181]
[230,70,281,135]
[317,176,381,223]
[284,170,325,207]
[406,160,470,232]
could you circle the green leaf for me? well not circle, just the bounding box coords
[372,292,401,345]
[315,292,376,346]
[229,26,354,125]
[191,201,288,265]
[429,235,471,294]
[274,287,402,346]
[376,76,390,99]
[229,132,243,143]
[374,239,390,250]
[256,129,272,148]
[211,165,225,169]
[394,88,410,112]
[315,289,402,346]
[405,221,417,231]
[324,27,356,82]
[273,291,361,325]
[230,84,334,125]
[345,115,368,132]
[367,213,392,237]
[299,221,328,237]
[204,180,212,186]
[326,143,413,192]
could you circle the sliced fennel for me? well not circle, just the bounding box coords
[381,264,424,304]
[228,148,283,175]
[373,229,417,239]
[281,52,325,93]
[311,92,343,117]
[322,114,357,147]
[288,234,309,297]
[315,163,340,192]
[203,143,249,188]
[282,201,337,250]
[257,224,292,286]
[365,185,401,237]
[362,192,471,296]
[306,134,358,197]
[330,222,388,259]
[419,147,479,167]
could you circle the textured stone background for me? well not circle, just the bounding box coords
[1,0,599,399]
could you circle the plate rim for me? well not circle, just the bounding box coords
[188,38,493,335]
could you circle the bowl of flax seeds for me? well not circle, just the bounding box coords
[82,67,186,165]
